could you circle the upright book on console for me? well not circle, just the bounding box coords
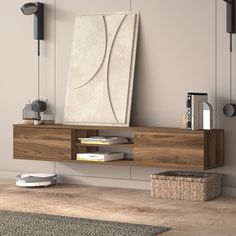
[76,152,124,162]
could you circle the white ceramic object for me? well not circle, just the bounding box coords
[202,102,213,130]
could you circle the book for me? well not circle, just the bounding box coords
[78,136,129,145]
[76,152,124,162]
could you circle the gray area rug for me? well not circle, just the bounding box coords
[0,210,170,236]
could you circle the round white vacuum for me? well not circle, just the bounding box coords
[16,173,57,187]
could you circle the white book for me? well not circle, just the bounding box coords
[76,152,124,162]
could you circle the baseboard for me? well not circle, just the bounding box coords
[0,170,23,179]
[0,170,151,190]
[57,175,151,190]
[222,187,236,197]
[1,170,235,195]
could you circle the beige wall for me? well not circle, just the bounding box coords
[0,0,235,195]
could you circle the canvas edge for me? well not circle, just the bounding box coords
[125,12,140,127]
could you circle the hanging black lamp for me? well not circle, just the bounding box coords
[21,2,44,55]
[21,2,46,123]
[222,0,236,117]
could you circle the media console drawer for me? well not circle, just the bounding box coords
[133,130,224,170]
[13,126,72,161]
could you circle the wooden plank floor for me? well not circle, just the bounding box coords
[0,179,235,236]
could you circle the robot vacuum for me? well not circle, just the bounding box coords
[16,173,57,187]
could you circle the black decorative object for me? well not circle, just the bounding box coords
[31,100,47,121]
[223,103,236,117]
[22,99,47,122]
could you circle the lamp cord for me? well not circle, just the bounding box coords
[53,0,57,121]
[230,33,233,104]
[215,0,218,129]
[37,40,40,101]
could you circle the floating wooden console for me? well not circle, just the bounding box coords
[13,124,224,170]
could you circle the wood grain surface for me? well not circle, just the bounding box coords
[14,127,72,161]
[13,125,224,170]
[204,130,224,169]
[133,131,205,169]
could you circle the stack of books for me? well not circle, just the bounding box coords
[78,136,129,145]
[76,152,124,162]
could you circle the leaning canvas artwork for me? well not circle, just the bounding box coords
[64,12,139,126]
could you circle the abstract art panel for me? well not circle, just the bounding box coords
[63,12,139,126]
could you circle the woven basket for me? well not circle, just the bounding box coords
[151,171,221,202]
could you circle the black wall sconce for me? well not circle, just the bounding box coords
[21,2,46,115]
[223,0,236,34]
[222,0,236,117]
[21,2,44,55]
